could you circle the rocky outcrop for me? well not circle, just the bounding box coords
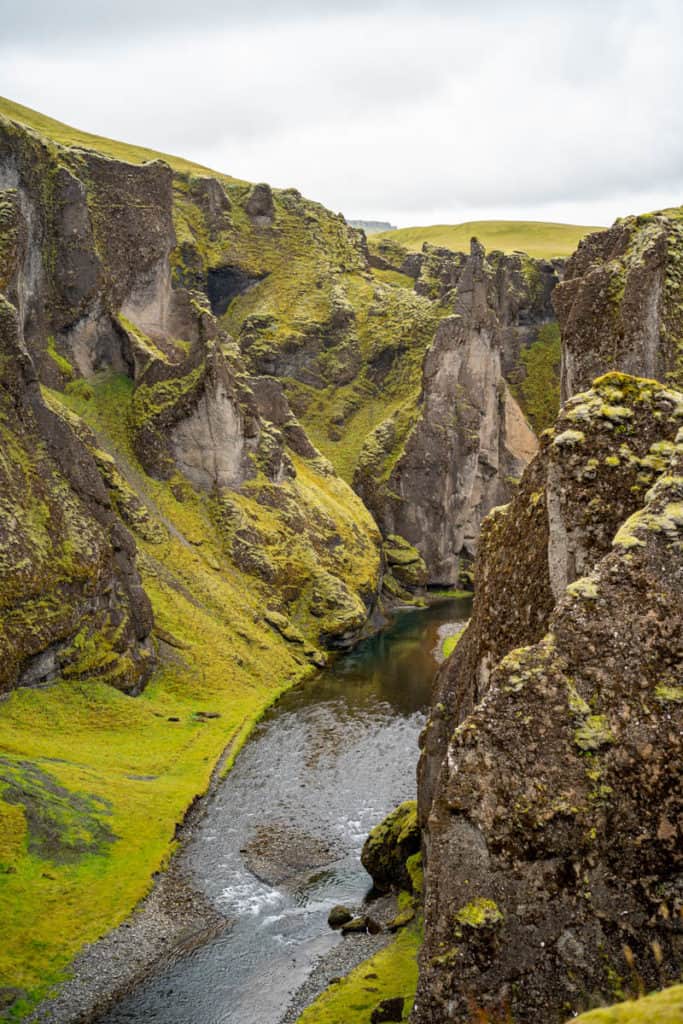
[0,294,153,695]
[554,210,683,401]
[0,104,383,694]
[414,373,683,1023]
[355,241,559,582]
[361,800,421,894]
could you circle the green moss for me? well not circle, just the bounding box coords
[383,536,428,589]
[0,801,27,871]
[655,684,683,703]
[511,321,561,433]
[295,919,421,1024]
[45,336,74,380]
[371,267,415,290]
[599,404,634,423]
[453,897,503,930]
[567,577,600,601]
[405,852,424,896]
[442,628,464,659]
[574,715,614,752]
[571,984,683,1023]
[554,429,586,448]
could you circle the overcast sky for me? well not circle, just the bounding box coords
[1,0,681,227]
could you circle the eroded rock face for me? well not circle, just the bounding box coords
[0,295,153,695]
[414,373,683,1024]
[554,211,683,401]
[0,108,385,691]
[355,241,555,582]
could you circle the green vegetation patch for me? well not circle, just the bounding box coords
[571,984,683,1023]
[442,629,464,659]
[296,919,421,1024]
[0,759,115,863]
[453,897,503,931]
[0,372,317,1016]
[511,322,562,433]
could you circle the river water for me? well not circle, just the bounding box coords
[101,598,470,1024]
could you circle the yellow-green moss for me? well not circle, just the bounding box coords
[554,429,586,448]
[296,919,422,1024]
[406,852,424,896]
[511,321,561,433]
[453,897,503,930]
[574,715,614,752]
[655,684,683,703]
[570,984,683,1023]
[567,577,600,601]
[45,336,74,380]
[0,800,27,870]
[442,628,465,659]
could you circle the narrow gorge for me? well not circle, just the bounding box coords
[0,95,680,1024]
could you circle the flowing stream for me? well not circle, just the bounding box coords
[101,598,470,1024]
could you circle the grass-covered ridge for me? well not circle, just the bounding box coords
[374,220,604,259]
[0,96,244,181]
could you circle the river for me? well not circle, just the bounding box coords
[100,597,470,1024]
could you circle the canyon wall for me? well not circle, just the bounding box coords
[416,209,683,1021]
[555,210,683,400]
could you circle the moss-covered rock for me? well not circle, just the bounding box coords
[415,375,683,1024]
[555,209,683,397]
[361,800,421,893]
[355,240,548,583]
[383,535,428,589]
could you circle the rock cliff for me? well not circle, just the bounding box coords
[355,241,559,580]
[555,210,683,401]
[0,101,385,698]
[415,372,683,1022]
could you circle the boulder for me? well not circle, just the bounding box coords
[327,905,353,929]
[361,800,420,893]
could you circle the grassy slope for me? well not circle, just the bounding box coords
[0,374,320,1019]
[375,220,604,259]
[0,96,244,181]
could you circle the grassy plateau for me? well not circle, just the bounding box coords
[374,220,604,259]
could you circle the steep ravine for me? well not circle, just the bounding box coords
[79,600,467,1024]
[3,93,680,1024]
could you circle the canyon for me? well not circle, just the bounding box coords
[0,96,680,1024]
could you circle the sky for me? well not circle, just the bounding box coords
[1,0,682,228]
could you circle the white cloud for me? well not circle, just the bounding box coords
[1,0,682,226]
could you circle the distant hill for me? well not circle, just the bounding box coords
[347,219,397,234]
[374,220,605,259]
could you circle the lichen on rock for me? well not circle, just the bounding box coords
[414,371,683,1024]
